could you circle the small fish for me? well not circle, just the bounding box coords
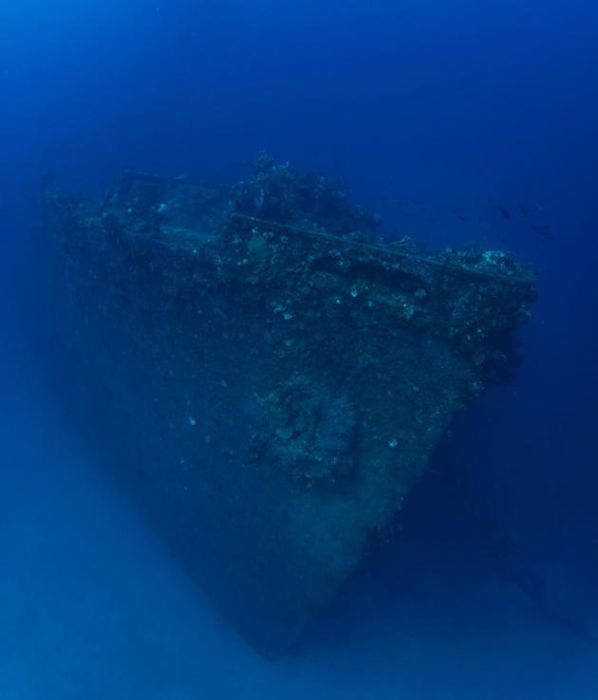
[456,214,468,222]
[532,223,554,240]
[498,205,512,220]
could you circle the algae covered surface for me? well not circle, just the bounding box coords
[43,156,535,653]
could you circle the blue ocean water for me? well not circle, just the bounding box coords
[1,1,597,697]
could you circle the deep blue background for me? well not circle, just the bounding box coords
[1,1,597,697]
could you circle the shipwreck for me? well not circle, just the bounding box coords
[42,154,536,653]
